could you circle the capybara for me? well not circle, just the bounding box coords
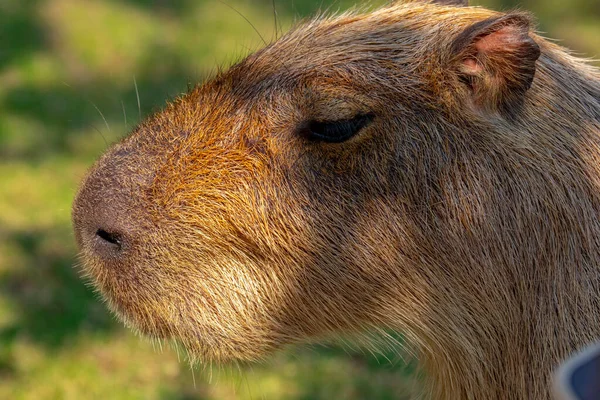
[71,0,600,398]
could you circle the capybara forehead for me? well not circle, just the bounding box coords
[230,4,497,80]
[114,4,513,218]
[132,4,504,144]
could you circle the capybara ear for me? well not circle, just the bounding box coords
[451,14,541,118]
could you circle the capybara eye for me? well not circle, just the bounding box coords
[300,113,375,143]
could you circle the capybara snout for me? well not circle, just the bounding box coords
[73,1,600,398]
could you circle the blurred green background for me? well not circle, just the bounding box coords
[0,0,598,398]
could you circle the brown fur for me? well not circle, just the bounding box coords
[72,1,600,398]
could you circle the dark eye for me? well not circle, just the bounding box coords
[299,113,375,143]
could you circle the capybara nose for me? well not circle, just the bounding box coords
[72,141,160,262]
[72,169,144,261]
[96,228,123,250]
[95,228,124,251]
[72,188,135,260]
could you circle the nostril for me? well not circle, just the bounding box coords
[96,229,122,249]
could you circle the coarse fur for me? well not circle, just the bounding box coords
[72,0,600,398]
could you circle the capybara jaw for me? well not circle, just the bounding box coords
[72,0,600,398]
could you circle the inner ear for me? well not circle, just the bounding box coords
[451,14,541,118]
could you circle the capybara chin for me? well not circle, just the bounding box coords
[71,0,600,398]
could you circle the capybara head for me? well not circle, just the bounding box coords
[72,0,600,397]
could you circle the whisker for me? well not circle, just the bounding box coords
[121,100,127,126]
[91,101,111,133]
[272,0,279,40]
[191,362,197,388]
[92,125,109,148]
[243,366,255,400]
[134,75,141,122]
[216,0,268,47]
[61,81,111,146]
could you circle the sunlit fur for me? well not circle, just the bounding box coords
[72,1,600,398]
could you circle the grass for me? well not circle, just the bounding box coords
[0,0,598,398]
